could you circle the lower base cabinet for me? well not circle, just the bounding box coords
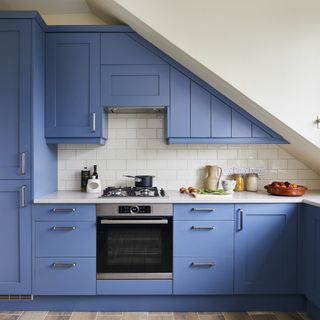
[173,257,233,295]
[235,204,298,294]
[302,204,320,308]
[33,257,96,295]
[32,204,96,295]
[0,180,31,294]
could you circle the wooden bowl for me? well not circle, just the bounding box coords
[264,185,307,197]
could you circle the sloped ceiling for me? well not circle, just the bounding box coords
[87,0,320,174]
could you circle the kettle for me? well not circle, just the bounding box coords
[204,165,222,190]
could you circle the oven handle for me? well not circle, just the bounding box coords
[100,219,168,225]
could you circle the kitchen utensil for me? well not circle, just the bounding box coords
[124,175,155,187]
[204,165,222,190]
[86,176,102,194]
[264,185,307,196]
[222,180,237,193]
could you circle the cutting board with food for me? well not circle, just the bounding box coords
[264,181,307,196]
[180,187,231,198]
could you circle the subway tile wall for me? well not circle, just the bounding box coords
[58,112,320,191]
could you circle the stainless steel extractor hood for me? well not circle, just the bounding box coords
[104,106,166,114]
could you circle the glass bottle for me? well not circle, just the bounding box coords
[233,173,245,192]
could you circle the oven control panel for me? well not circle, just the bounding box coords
[119,205,151,214]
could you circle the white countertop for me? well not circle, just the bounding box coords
[33,190,320,207]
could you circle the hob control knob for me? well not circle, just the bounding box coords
[130,206,139,214]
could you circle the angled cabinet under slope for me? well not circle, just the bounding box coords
[234,204,298,294]
[302,204,320,308]
[0,20,31,179]
[100,33,169,107]
[0,180,31,294]
[45,33,105,144]
[168,67,287,144]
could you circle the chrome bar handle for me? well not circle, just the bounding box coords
[191,226,215,230]
[21,185,26,208]
[52,208,76,213]
[21,152,26,175]
[237,208,244,231]
[91,112,96,132]
[51,226,76,231]
[191,262,215,267]
[52,263,76,268]
[101,219,168,225]
[192,208,215,212]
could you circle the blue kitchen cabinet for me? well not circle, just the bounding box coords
[0,20,31,179]
[168,66,287,144]
[33,204,96,295]
[234,204,298,294]
[173,204,234,295]
[0,180,31,294]
[302,204,320,308]
[101,65,169,107]
[45,33,105,144]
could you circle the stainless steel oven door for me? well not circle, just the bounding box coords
[97,217,173,280]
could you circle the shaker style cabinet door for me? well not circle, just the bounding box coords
[0,20,31,179]
[302,204,320,308]
[0,180,31,294]
[45,33,102,139]
[234,204,298,294]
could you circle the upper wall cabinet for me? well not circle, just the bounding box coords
[100,33,169,107]
[45,33,105,144]
[168,67,287,144]
[0,20,31,179]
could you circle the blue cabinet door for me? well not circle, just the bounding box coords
[101,65,169,107]
[302,204,320,308]
[0,180,31,294]
[191,82,211,137]
[235,204,298,294]
[45,33,102,141]
[0,20,31,179]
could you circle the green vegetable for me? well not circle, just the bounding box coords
[198,189,229,195]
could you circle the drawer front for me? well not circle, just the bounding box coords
[173,257,233,295]
[174,204,234,221]
[33,204,95,221]
[33,257,96,295]
[97,280,172,295]
[174,221,233,257]
[35,221,95,257]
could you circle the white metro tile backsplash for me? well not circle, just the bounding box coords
[58,112,320,191]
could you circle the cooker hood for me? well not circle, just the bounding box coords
[104,106,166,114]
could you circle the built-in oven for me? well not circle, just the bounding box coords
[97,204,172,280]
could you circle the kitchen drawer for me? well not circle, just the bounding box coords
[33,257,96,295]
[173,257,233,295]
[174,204,234,221]
[97,280,172,295]
[33,204,95,221]
[174,221,233,257]
[35,221,95,257]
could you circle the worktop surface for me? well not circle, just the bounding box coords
[33,190,320,207]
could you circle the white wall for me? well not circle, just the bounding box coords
[58,113,320,191]
[91,0,320,174]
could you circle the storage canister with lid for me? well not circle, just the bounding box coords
[246,173,258,192]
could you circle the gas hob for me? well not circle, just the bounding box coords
[101,187,166,198]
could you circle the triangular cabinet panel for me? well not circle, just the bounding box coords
[101,33,166,65]
[129,34,287,144]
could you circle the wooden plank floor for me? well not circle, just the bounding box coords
[0,311,313,320]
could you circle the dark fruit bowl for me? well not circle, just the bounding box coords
[264,185,307,196]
